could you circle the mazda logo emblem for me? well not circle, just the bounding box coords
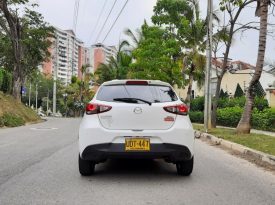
[133,107,142,114]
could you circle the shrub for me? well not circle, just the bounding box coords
[252,108,275,131]
[217,97,246,108]
[216,96,268,110]
[253,97,269,111]
[234,83,244,97]
[190,106,274,131]
[0,113,25,127]
[217,106,243,127]
[0,69,4,89]
[190,96,204,111]
[0,69,12,93]
[189,111,204,123]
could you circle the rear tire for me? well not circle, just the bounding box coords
[79,155,95,176]
[176,157,194,176]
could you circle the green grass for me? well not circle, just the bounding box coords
[0,92,40,127]
[193,124,275,156]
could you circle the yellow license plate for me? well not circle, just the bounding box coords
[125,138,150,151]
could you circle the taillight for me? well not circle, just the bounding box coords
[85,103,112,115]
[163,104,188,115]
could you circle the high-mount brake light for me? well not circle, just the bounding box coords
[85,103,112,115]
[163,104,188,115]
[126,80,148,85]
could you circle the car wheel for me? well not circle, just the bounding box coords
[79,155,95,176]
[176,157,194,176]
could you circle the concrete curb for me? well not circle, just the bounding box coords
[195,130,275,166]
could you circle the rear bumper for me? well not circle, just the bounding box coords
[81,143,192,163]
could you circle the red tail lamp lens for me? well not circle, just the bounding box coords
[163,104,188,115]
[85,103,112,115]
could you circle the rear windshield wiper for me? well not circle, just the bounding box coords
[113,98,152,106]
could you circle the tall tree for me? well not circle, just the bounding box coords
[211,0,255,127]
[129,22,184,87]
[152,0,207,106]
[237,0,271,134]
[0,0,52,101]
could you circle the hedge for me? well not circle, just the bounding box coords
[189,107,275,132]
[216,106,243,127]
[190,96,269,111]
[252,108,275,131]
[189,111,204,123]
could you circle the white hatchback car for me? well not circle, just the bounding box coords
[79,80,194,176]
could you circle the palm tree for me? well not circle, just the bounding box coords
[183,51,206,105]
[94,40,132,84]
[236,0,271,134]
[124,27,143,50]
[181,0,207,106]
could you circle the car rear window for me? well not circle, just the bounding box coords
[96,85,178,103]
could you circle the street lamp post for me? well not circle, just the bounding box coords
[53,35,58,115]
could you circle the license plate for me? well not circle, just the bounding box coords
[125,138,150,151]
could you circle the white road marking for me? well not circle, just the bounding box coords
[30,127,58,130]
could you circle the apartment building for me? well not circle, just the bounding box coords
[78,46,91,80]
[42,27,88,85]
[174,59,275,107]
[90,43,117,73]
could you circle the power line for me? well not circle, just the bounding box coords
[94,0,118,43]
[103,0,129,43]
[88,0,108,44]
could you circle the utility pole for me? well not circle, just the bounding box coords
[53,35,58,115]
[47,89,49,116]
[28,82,31,107]
[35,83,38,112]
[204,0,213,132]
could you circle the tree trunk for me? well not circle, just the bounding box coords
[237,0,268,134]
[0,0,23,101]
[211,0,255,128]
[185,74,193,107]
[12,65,23,100]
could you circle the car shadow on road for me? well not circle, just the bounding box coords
[94,159,178,177]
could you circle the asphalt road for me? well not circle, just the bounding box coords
[0,118,274,205]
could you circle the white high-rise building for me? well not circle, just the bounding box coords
[42,27,86,85]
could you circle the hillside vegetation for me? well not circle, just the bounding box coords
[0,92,40,127]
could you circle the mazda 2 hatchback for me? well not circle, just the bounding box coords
[79,80,194,176]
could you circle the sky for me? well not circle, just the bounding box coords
[35,0,275,65]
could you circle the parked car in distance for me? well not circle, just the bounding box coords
[37,111,46,117]
[78,80,195,176]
